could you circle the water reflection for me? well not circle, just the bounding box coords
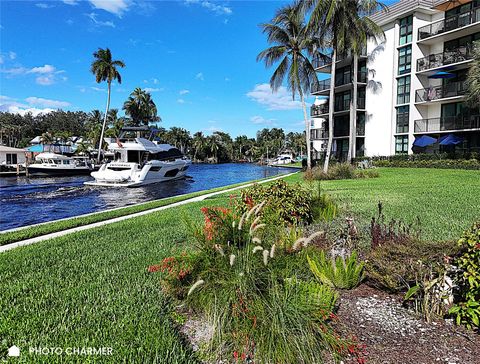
[0,163,296,230]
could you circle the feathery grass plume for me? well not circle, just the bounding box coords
[187,279,204,296]
[270,244,276,258]
[229,254,236,266]
[214,244,225,256]
[238,211,247,230]
[252,223,266,234]
[253,245,264,254]
[249,216,262,234]
[305,231,325,247]
[246,203,259,222]
[255,200,267,216]
[232,220,236,229]
[263,249,269,266]
[252,237,262,245]
[292,238,307,251]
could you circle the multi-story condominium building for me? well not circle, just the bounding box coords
[311,0,480,161]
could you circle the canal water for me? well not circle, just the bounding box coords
[0,163,296,231]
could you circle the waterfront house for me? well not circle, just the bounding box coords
[311,0,480,161]
[0,145,26,168]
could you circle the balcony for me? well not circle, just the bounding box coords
[414,115,480,133]
[312,48,367,70]
[311,79,331,94]
[334,98,366,112]
[311,104,329,117]
[415,81,467,103]
[418,6,480,41]
[313,55,332,69]
[311,129,328,140]
[417,46,472,72]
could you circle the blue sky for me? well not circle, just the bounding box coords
[0,0,397,138]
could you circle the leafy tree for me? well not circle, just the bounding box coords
[466,41,480,107]
[304,0,385,169]
[257,1,319,169]
[123,88,160,126]
[90,47,125,162]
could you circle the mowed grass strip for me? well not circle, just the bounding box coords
[285,168,480,241]
[0,196,229,363]
[0,174,296,246]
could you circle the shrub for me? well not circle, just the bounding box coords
[307,251,365,290]
[307,163,380,181]
[366,238,459,292]
[239,180,313,224]
[153,203,351,362]
[449,222,480,330]
[373,158,480,170]
[310,183,338,222]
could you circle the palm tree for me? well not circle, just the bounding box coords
[466,40,480,107]
[207,135,220,162]
[257,1,320,170]
[123,88,160,126]
[304,0,385,170]
[90,48,125,163]
[192,131,206,161]
[40,132,54,152]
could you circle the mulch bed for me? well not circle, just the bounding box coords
[334,284,480,364]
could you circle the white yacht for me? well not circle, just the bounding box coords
[27,153,93,177]
[269,152,294,166]
[85,127,191,187]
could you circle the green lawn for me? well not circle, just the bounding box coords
[285,168,480,241]
[1,168,478,363]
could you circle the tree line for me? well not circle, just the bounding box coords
[0,110,305,163]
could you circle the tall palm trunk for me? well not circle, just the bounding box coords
[348,54,358,163]
[300,92,311,170]
[97,80,111,164]
[323,50,336,173]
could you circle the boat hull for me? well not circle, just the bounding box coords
[27,166,92,177]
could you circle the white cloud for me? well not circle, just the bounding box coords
[152,78,159,84]
[66,19,74,25]
[246,83,302,111]
[250,115,276,125]
[86,12,115,27]
[185,0,232,15]
[35,75,55,85]
[9,52,16,60]
[25,97,70,108]
[0,95,69,116]
[27,64,56,74]
[177,98,186,104]
[91,86,106,92]
[179,89,190,95]
[89,0,130,17]
[224,77,230,82]
[144,87,163,93]
[63,0,79,5]
[36,3,54,9]
[195,72,204,81]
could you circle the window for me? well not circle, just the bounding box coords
[399,15,413,45]
[334,91,351,112]
[444,32,480,52]
[395,135,409,154]
[398,45,412,75]
[335,66,352,86]
[397,76,411,105]
[6,153,18,165]
[396,106,409,133]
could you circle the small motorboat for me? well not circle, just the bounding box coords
[27,153,93,177]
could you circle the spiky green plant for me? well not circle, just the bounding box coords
[307,251,365,289]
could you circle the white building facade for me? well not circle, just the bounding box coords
[311,0,480,161]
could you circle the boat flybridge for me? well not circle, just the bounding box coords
[84,127,191,187]
[269,152,294,166]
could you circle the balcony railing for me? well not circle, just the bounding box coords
[414,115,480,132]
[311,129,328,140]
[311,79,331,93]
[415,81,467,102]
[312,48,367,68]
[418,6,480,40]
[417,46,472,72]
[334,98,365,112]
[334,72,367,87]
[311,104,329,117]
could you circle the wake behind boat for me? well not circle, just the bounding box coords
[85,127,191,187]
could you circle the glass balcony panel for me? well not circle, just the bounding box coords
[414,115,480,132]
[418,6,480,40]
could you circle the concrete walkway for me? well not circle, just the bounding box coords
[0,171,299,253]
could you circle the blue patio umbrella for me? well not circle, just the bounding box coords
[413,135,437,147]
[428,71,456,79]
[26,144,44,152]
[439,134,464,146]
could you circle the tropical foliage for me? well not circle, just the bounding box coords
[123,87,160,126]
[257,1,319,169]
[466,40,480,107]
[90,47,125,161]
